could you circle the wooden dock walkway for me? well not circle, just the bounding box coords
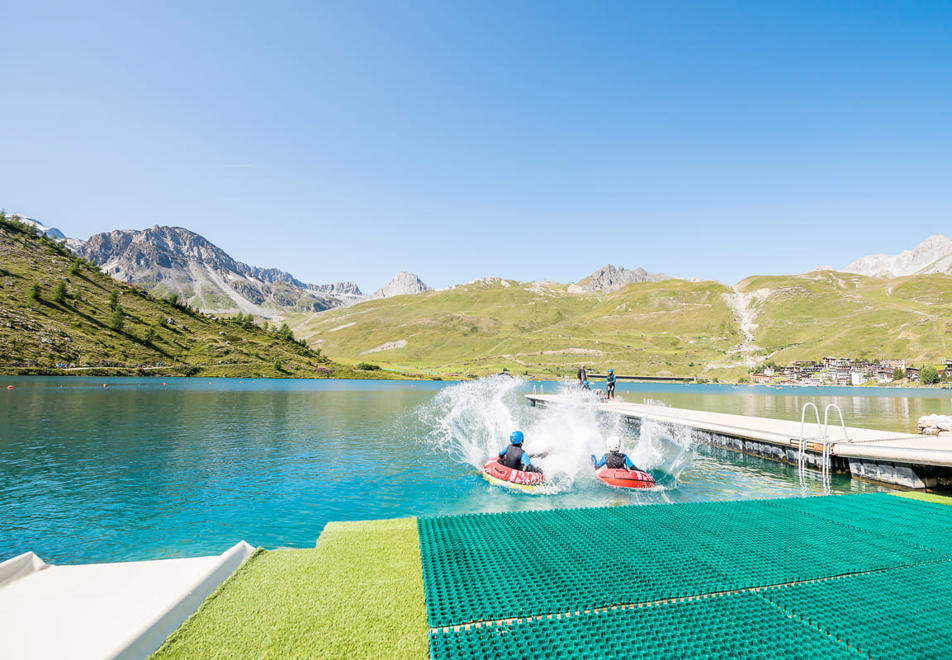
[525,394,952,489]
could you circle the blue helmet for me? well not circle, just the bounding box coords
[608,368,614,373]
[509,430,524,445]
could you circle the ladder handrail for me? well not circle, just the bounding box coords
[799,402,852,495]
[823,403,851,443]
[799,402,823,442]
[798,402,823,493]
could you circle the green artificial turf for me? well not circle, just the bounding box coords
[891,491,952,506]
[152,518,427,659]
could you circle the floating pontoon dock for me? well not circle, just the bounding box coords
[526,394,952,488]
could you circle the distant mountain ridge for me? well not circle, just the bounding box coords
[76,226,363,315]
[843,235,952,278]
[576,264,670,292]
[372,271,431,299]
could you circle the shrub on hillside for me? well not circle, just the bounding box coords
[109,309,124,332]
[52,281,67,303]
[356,362,381,371]
[921,366,940,385]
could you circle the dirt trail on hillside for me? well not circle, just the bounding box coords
[722,288,770,368]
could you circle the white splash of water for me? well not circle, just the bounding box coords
[419,377,698,493]
[632,420,695,483]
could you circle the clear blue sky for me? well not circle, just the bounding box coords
[3,2,951,291]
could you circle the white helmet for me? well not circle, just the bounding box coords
[606,436,621,452]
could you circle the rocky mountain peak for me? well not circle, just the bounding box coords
[372,272,431,299]
[843,234,952,278]
[76,225,363,314]
[577,264,669,292]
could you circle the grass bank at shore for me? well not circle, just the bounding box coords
[152,518,427,659]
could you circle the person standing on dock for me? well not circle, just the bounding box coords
[605,368,616,400]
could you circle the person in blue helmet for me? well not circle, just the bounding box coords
[499,431,541,473]
[605,368,617,400]
[591,436,639,470]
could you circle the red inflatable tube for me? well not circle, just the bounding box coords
[482,458,545,490]
[595,466,655,489]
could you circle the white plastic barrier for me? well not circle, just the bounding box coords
[0,552,48,588]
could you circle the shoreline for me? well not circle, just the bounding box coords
[3,370,951,391]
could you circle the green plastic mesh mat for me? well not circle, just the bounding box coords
[762,560,952,658]
[770,492,952,553]
[418,494,952,629]
[429,592,857,659]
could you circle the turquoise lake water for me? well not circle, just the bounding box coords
[1,376,950,564]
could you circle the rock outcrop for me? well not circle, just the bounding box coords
[372,272,431,299]
[76,225,362,314]
[577,264,669,292]
[843,235,952,278]
[918,414,952,436]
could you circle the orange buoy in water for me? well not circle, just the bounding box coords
[6,385,12,390]
[163,382,167,386]
[103,384,108,388]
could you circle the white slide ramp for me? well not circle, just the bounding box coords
[0,541,255,659]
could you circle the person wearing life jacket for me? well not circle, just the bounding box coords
[499,431,541,473]
[605,368,616,400]
[591,436,638,470]
[581,378,591,391]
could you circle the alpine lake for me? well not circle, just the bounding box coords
[2,376,950,564]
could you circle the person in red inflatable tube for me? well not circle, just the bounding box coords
[499,431,542,473]
[591,436,639,470]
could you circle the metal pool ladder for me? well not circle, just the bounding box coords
[799,403,852,495]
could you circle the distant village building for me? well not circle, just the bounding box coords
[750,356,922,386]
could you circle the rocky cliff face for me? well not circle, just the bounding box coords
[843,235,952,278]
[371,271,431,299]
[76,226,362,314]
[577,264,670,292]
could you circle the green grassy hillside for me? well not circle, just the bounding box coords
[288,271,952,381]
[288,278,744,379]
[0,215,367,378]
[736,271,952,365]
